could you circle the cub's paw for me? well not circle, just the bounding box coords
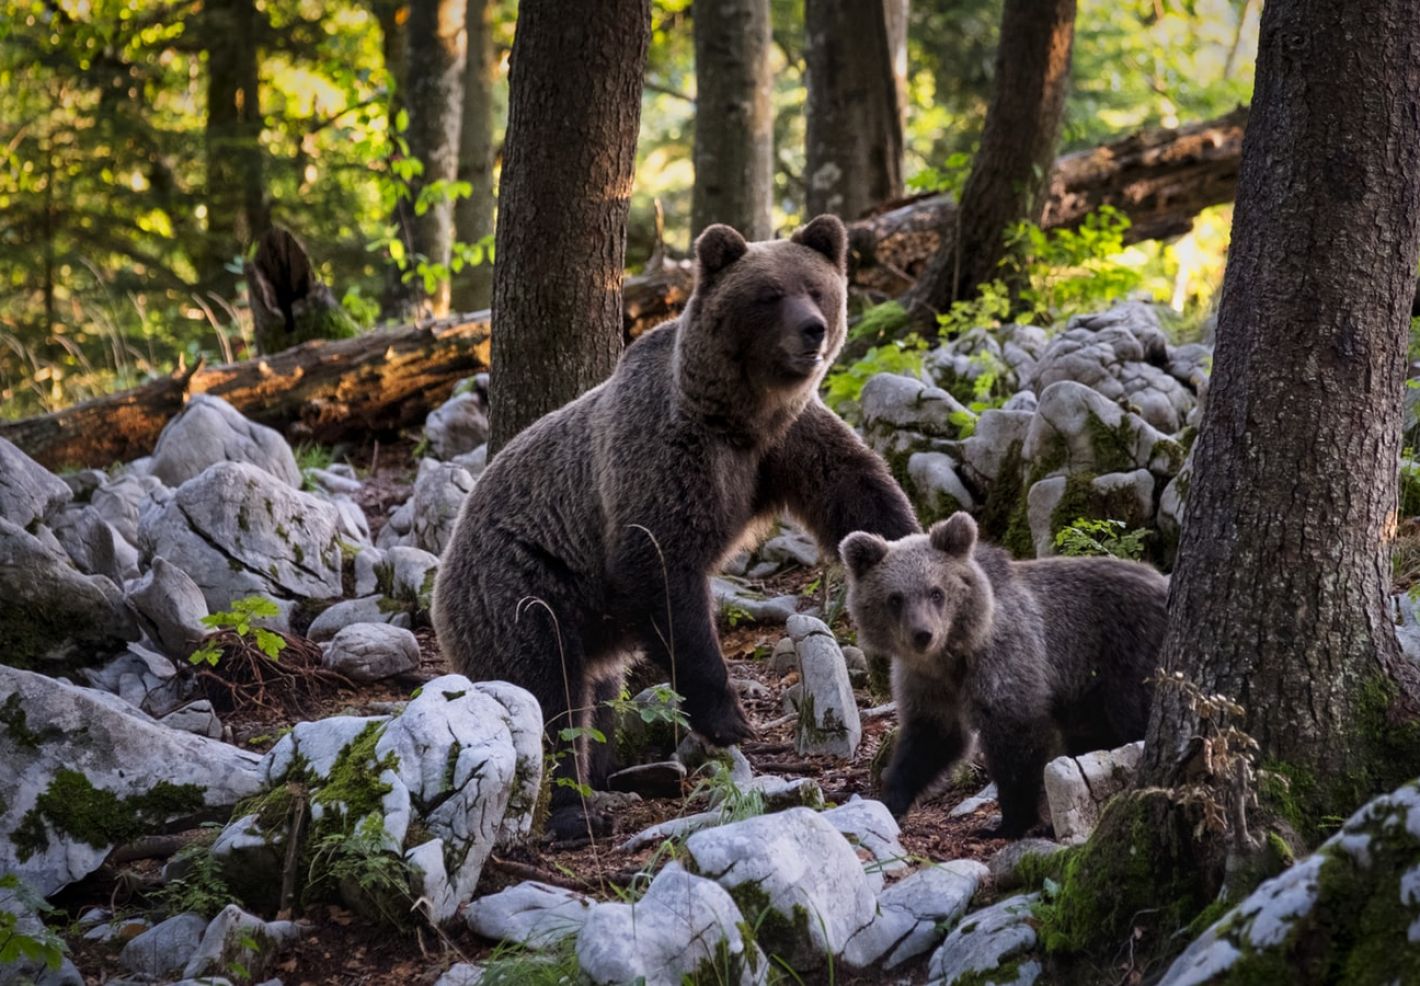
[688,696,755,749]
[548,803,614,846]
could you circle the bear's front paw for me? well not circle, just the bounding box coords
[688,695,755,749]
[548,803,614,846]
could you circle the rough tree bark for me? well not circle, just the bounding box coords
[452,0,497,312]
[803,0,904,220]
[247,228,358,355]
[1142,0,1420,827]
[202,0,269,291]
[399,0,467,317]
[902,0,1075,316]
[691,0,774,240]
[488,0,650,453]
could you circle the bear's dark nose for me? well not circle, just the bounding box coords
[800,317,827,350]
[912,629,933,651]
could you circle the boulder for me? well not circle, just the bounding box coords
[0,517,138,671]
[684,807,876,970]
[306,596,412,642]
[150,394,300,488]
[425,389,491,461]
[907,452,977,523]
[118,912,209,979]
[0,436,71,529]
[410,459,476,555]
[1043,741,1144,844]
[1024,381,1181,481]
[1026,469,1154,558]
[576,862,766,986]
[786,615,861,758]
[711,577,802,625]
[0,666,263,895]
[138,462,344,611]
[48,505,140,584]
[181,905,301,982]
[465,881,593,948]
[126,557,210,661]
[844,859,988,970]
[820,797,910,889]
[320,623,421,683]
[927,893,1042,986]
[90,473,169,546]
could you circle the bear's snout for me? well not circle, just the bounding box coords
[911,628,934,652]
[798,316,827,352]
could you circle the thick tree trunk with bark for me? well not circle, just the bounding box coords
[247,228,358,354]
[488,0,650,453]
[452,0,497,312]
[399,0,467,318]
[691,0,774,240]
[902,0,1074,316]
[804,0,904,220]
[1142,0,1420,826]
[202,0,268,291]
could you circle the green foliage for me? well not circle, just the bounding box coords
[690,760,767,825]
[14,769,204,861]
[305,813,416,928]
[156,839,237,917]
[936,279,1014,339]
[479,936,582,986]
[189,595,286,667]
[1053,518,1150,560]
[1003,206,1143,325]
[606,684,690,733]
[905,151,974,199]
[0,874,65,973]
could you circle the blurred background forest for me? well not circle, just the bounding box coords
[0,0,1256,419]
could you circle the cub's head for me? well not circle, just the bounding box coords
[840,512,995,675]
[680,215,848,402]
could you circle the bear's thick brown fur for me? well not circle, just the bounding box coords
[842,512,1167,836]
[433,215,918,838]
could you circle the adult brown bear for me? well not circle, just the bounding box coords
[433,215,918,838]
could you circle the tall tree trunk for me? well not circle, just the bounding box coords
[488,0,650,453]
[691,0,774,240]
[803,0,904,220]
[452,0,498,312]
[371,0,415,319]
[1142,0,1420,830]
[203,0,268,293]
[902,0,1074,317]
[399,0,468,317]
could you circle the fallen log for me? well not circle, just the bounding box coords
[1,313,492,470]
[2,110,1246,470]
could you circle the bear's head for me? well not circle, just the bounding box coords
[840,512,995,677]
[676,215,848,426]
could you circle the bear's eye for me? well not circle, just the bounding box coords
[808,287,824,304]
[888,593,903,612]
[757,288,784,306]
[929,587,946,606]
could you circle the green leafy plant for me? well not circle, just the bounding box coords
[1004,206,1143,324]
[605,685,690,733]
[724,603,755,629]
[691,760,765,825]
[1053,518,1149,560]
[905,150,973,198]
[188,596,287,667]
[0,875,65,972]
[305,814,417,928]
[155,839,236,917]
[935,278,1014,338]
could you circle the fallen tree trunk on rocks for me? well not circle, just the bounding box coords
[2,110,1246,470]
[0,314,492,470]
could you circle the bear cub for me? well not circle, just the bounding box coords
[841,511,1167,836]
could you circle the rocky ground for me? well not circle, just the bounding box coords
[5,301,1420,986]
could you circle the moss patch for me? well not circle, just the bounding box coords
[14,769,205,860]
[0,693,61,750]
[310,721,398,827]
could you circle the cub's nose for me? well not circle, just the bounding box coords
[912,629,933,652]
[799,317,827,350]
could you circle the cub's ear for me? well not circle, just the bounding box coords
[695,224,749,281]
[792,214,848,273]
[929,512,978,557]
[840,531,889,579]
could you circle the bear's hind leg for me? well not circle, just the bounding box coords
[980,717,1057,837]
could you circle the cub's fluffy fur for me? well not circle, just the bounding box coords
[842,512,1167,835]
[433,215,918,837]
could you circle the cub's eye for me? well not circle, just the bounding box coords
[757,289,784,306]
[887,593,903,611]
[929,587,946,606]
[808,287,824,304]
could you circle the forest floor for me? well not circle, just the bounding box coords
[56,440,1011,986]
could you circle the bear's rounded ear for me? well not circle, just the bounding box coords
[840,531,890,579]
[929,512,978,557]
[792,214,848,273]
[695,224,749,281]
